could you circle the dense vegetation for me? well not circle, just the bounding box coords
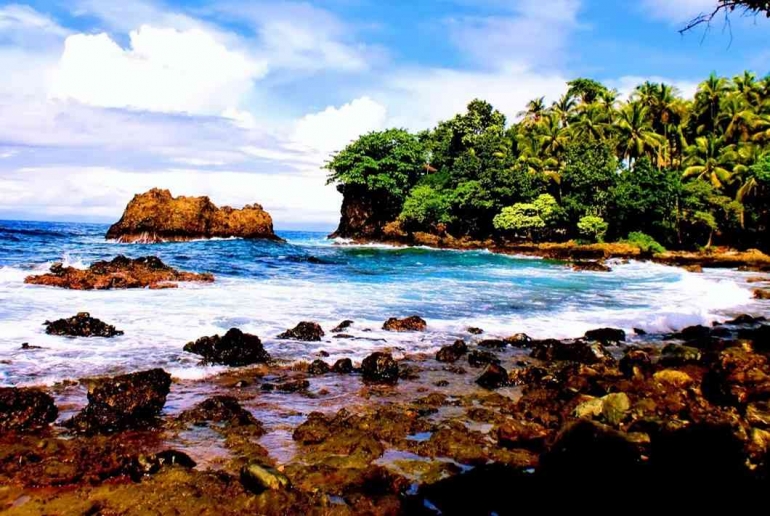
[326,73,770,251]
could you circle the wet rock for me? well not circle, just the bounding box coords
[66,368,171,434]
[178,396,262,430]
[747,401,770,428]
[584,327,626,345]
[755,289,770,300]
[308,359,331,375]
[436,340,468,363]
[573,397,604,419]
[477,339,508,349]
[332,358,354,374]
[44,312,124,338]
[130,450,196,480]
[660,344,702,367]
[676,324,712,342]
[0,387,58,433]
[602,393,631,425]
[571,261,611,272]
[467,350,500,368]
[106,188,279,243]
[331,320,354,333]
[726,314,766,325]
[684,264,704,273]
[20,342,43,350]
[382,316,427,332]
[653,369,695,388]
[25,255,214,290]
[530,340,612,365]
[261,379,310,393]
[277,322,325,342]
[702,348,770,406]
[240,460,290,493]
[184,328,270,366]
[619,347,653,378]
[361,352,399,384]
[497,420,549,451]
[508,365,550,386]
[633,328,648,335]
[467,327,484,335]
[504,333,532,347]
[475,363,509,390]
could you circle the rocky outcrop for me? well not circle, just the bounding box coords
[382,316,427,332]
[25,255,213,290]
[361,352,399,384]
[436,340,468,363]
[329,185,395,239]
[277,322,325,341]
[66,369,171,434]
[0,387,58,433]
[178,396,262,430]
[44,312,123,338]
[184,328,271,366]
[106,188,280,243]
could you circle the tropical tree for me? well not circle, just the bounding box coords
[683,135,737,188]
[615,102,666,165]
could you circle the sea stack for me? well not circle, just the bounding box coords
[106,188,281,243]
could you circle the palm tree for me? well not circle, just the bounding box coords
[683,135,738,188]
[551,94,576,127]
[536,113,569,159]
[692,73,731,135]
[518,97,546,127]
[568,103,611,141]
[718,95,757,143]
[615,102,667,165]
[733,71,762,108]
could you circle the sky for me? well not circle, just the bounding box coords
[0,0,768,230]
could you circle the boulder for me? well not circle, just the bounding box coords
[436,340,468,363]
[382,316,427,332]
[25,255,213,290]
[308,360,331,375]
[178,396,262,429]
[755,289,770,300]
[106,188,279,243]
[530,340,611,365]
[468,350,500,368]
[332,358,354,374]
[504,333,532,347]
[66,368,171,434]
[496,420,549,451]
[129,450,196,480]
[184,328,270,366]
[361,352,399,384]
[44,312,123,338]
[0,387,58,433]
[477,339,508,349]
[475,364,509,390]
[331,320,354,333]
[584,327,626,345]
[619,347,653,378]
[659,344,702,367]
[277,322,325,341]
[467,327,484,335]
[571,261,611,272]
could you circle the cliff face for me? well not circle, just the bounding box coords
[329,185,397,240]
[106,189,280,243]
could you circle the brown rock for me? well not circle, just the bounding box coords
[25,255,213,290]
[571,261,611,272]
[277,322,325,341]
[382,315,427,332]
[106,188,280,243]
[754,289,770,300]
[0,387,58,433]
[44,312,123,338]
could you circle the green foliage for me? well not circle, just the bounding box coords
[324,72,770,251]
[623,232,667,254]
[493,194,559,240]
[577,216,609,243]
[325,129,426,202]
[399,185,452,230]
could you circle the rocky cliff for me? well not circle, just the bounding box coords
[329,185,399,240]
[106,189,280,243]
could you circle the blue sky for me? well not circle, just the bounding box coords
[0,0,768,229]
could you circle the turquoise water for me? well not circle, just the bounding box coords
[0,219,764,386]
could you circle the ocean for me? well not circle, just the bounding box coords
[0,219,766,387]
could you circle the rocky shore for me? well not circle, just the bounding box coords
[106,188,280,243]
[24,255,214,290]
[4,313,770,513]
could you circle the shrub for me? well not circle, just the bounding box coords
[623,231,666,254]
[493,194,559,240]
[577,215,608,243]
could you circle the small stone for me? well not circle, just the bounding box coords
[277,322,325,341]
[241,461,290,493]
[504,333,532,347]
[436,340,468,363]
[475,363,509,390]
[331,320,354,333]
[308,360,331,375]
[382,316,427,332]
[754,289,770,300]
[332,358,354,374]
[467,327,484,335]
[653,369,694,388]
[601,393,631,426]
[361,352,399,384]
[573,397,604,419]
[660,344,702,367]
[468,350,500,368]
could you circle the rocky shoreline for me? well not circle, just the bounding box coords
[4,313,770,513]
[334,233,770,272]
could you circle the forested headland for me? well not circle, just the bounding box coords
[326,73,770,252]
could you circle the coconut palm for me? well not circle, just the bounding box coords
[518,97,547,127]
[568,103,611,141]
[551,94,577,127]
[615,102,667,165]
[692,73,731,135]
[683,135,738,188]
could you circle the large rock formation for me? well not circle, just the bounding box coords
[106,188,280,243]
[329,185,399,240]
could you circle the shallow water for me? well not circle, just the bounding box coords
[1,219,768,386]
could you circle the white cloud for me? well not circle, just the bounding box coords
[0,4,70,38]
[49,26,268,115]
[446,0,582,69]
[292,97,387,154]
[641,0,717,24]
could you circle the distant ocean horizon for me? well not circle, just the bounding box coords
[1,219,767,387]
